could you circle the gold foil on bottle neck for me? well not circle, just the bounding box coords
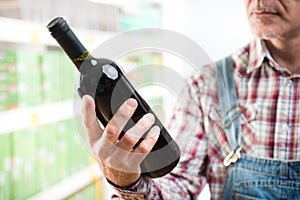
[73,51,93,62]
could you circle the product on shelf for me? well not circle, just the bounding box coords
[59,54,77,100]
[40,51,76,103]
[56,119,90,178]
[11,128,38,199]
[0,134,12,200]
[36,124,58,188]
[16,51,42,108]
[40,51,62,103]
[0,51,18,111]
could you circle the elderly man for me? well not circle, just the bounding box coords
[82,0,300,199]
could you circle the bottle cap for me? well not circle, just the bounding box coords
[47,17,88,63]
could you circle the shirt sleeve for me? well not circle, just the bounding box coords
[110,75,210,199]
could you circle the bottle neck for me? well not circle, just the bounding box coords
[72,50,93,69]
[47,17,91,70]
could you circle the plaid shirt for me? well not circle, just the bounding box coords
[111,39,300,199]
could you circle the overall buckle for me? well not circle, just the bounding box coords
[223,146,243,166]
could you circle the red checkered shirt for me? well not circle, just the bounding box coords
[111,39,300,199]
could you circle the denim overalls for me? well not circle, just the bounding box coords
[216,57,300,200]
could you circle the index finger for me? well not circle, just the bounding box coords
[104,98,138,144]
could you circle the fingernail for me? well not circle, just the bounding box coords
[82,95,92,108]
[145,113,155,124]
[82,96,88,107]
[148,126,160,138]
[127,98,137,108]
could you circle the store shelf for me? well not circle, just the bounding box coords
[28,163,103,200]
[0,16,114,50]
[0,100,74,134]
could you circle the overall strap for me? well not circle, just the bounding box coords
[216,56,242,166]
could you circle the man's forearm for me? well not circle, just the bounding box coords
[110,172,205,199]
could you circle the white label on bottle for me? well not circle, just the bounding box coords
[103,64,118,80]
[91,59,98,66]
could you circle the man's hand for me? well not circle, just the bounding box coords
[82,95,159,187]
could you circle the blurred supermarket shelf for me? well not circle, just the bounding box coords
[0,100,74,134]
[28,163,103,200]
[0,16,114,51]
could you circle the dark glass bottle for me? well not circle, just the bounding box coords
[47,17,180,178]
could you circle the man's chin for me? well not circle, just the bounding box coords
[251,28,284,40]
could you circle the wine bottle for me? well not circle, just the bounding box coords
[47,17,181,178]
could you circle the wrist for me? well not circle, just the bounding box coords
[107,176,141,190]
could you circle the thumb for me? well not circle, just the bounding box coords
[82,95,103,146]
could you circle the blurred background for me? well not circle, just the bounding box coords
[0,0,252,199]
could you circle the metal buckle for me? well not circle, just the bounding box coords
[219,104,242,129]
[223,146,243,166]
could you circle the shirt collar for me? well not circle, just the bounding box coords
[247,39,279,73]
